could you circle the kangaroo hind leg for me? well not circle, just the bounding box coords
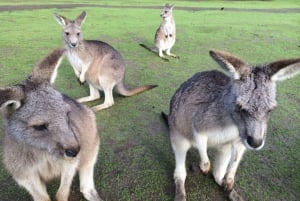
[77,84,100,103]
[171,132,191,201]
[91,78,115,111]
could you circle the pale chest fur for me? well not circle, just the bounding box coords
[192,122,240,148]
[164,20,175,36]
[67,50,90,73]
[36,154,79,182]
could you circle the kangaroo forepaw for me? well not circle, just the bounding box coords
[199,161,211,175]
[77,78,85,85]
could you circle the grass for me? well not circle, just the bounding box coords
[0,1,300,201]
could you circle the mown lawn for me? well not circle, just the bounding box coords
[0,1,299,201]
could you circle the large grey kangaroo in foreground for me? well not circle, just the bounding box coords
[165,49,300,201]
[0,48,102,201]
[140,3,178,62]
[54,11,157,111]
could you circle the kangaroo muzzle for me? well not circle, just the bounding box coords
[65,146,80,158]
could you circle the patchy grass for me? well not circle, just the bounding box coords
[0,1,299,201]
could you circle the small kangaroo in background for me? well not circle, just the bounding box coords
[164,49,300,201]
[0,48,102,201]
[140,3,178,62]
[54,11,157,111]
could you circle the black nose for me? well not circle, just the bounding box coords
[65,148,79,157]
[247,136,263,149]
[71,43,77,47]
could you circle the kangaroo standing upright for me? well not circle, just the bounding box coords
[54,11,157,111]
[0,48,102,201]
[140,3,178,61]
[164,49,300,201]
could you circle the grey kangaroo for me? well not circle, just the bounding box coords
[164,49,300,201]
[54,11,157,111]
[140,3,178,61]
[0,48,102,201]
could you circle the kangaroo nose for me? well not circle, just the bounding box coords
[71,43,77,47]
[65,148,80,158]
[246,136,263,149]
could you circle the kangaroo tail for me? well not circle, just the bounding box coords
[161,112,169,127]
[139,44,157,54]
[115,81,157,97]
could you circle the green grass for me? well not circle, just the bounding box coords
[0,1,300,201]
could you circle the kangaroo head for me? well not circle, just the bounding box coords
[210,50,300,150]
[54,11,87,48]
[0,48,80,158]
[160,4,174,19]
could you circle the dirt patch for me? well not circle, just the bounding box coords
[0,4,299,13]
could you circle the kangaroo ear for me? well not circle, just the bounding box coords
[0,86,24,114]
[31,48,66,84]
[265,58,300,81]
[209,49,251,80]
[75,11,87,26]
[53,13,69,27]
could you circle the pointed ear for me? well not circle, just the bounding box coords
[209,49,251,80]
[0,86,24,114]
[75,11,87,26]
[31,48,66,84]
[53,13,69,27]
[265,58,300,81]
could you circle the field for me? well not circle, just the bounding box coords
[0,0,299,201]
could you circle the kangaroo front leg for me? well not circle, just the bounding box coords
[223,141,246,192]
[79,165,102,201]
[56,162,77,201]
[194,130,211,174]
[16,177,50,201]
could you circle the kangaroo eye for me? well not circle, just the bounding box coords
[77,32,80,36]
[65,32,70,36]
[33,124,48,131]
[164,11,168,14]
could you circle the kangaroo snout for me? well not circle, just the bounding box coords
[246,136,264,150]
[65,147,80,157]
[70,42,77,48]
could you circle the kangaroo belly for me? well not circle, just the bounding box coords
[160,37,175,50]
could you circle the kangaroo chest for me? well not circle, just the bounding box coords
[67,51,90,72]
[164,22,174,34]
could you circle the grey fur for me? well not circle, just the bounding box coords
[166,49,300,201]
[0,48,102,201]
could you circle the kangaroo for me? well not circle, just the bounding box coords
[164,49,300,201]
[54,11,157,111]
[0,48,102,201]
[140,3,178,62]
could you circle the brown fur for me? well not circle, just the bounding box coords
[54,11,157,111]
